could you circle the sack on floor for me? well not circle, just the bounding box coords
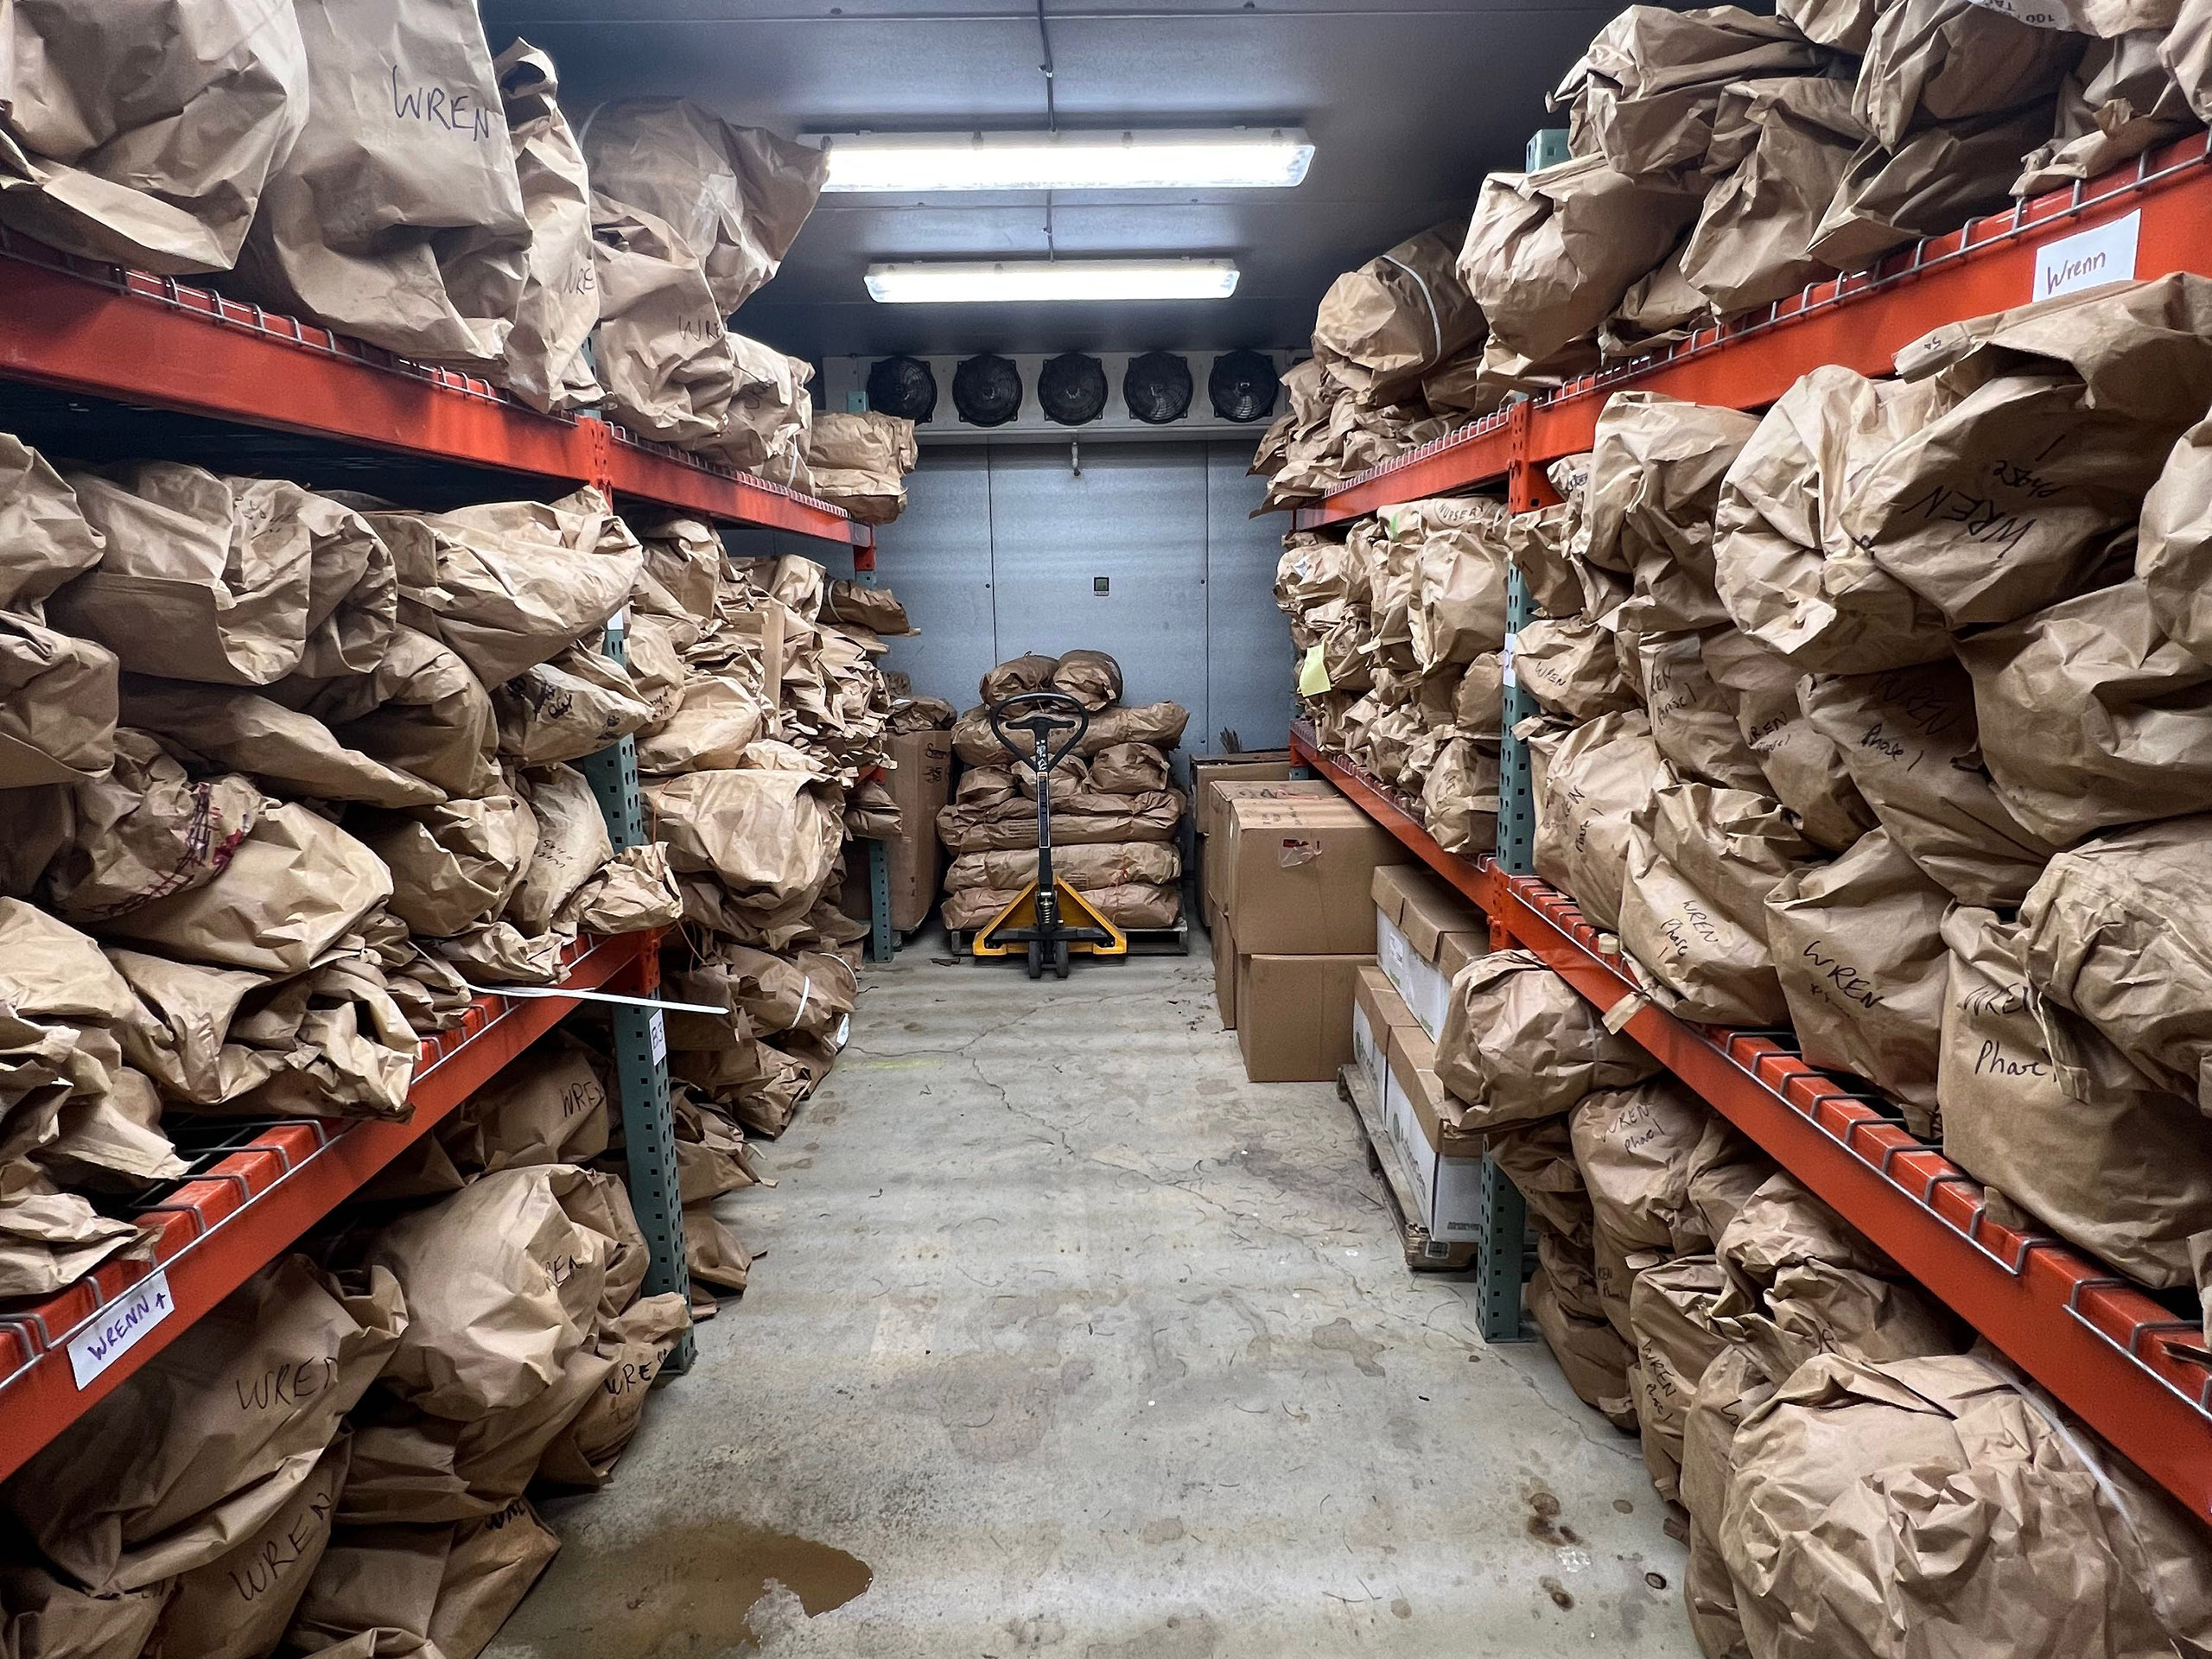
[535,1293,692,1488]
[2017,812,2212,1117]
[154,1433,352,1659]
[1529,1262,1639,1431]
[1435,950,1658,1129]
[580,99,827,316]
[1628,1255,1730,1504]
[222,0,529,369]
[7,1255,404,1593]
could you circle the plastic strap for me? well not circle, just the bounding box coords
[458,981,725,1016]
[1381,253,1445,365]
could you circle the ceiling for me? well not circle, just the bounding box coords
[480,0,1626,363]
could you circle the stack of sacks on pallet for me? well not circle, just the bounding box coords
[1271,500,1508,852]
[1438,947,2212,1657]
[0,439,678,1304]
[941,652,1190,931]
[0,1019,698,1654]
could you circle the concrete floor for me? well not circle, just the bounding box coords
[486,936,1698,1659]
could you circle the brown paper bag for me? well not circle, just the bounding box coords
[426,1499,561,1659]
[492,645,654,767]
[979,653,1061,704]
[356,795,537,940]
[505,766,612,937]
[1700,630,1875,854]
[1573,1078,1752,1256]
[1088,742,1170,794]
[646,767,842,915]
[580,100,827,316]
[557,842,682,936]
[1724,1350,2212,1659]
[804,412,917,525]
[222,0,529,369]
[590,193,737,448]
[0,0,308,275]
[0,435,106,615]
[1436,950,1659,1128]
[0,1163,148,1300]
[1529,1263,1640,1431]
[156,1433,351,1659]
[379,491,643,688]
[534,1293,691,1489]
[1713,365,1957,672]
[1808,104,2057,271]
[1854,0,2083,147]
[2016,30,2196,194]
[1311,223,1486,405]
[1853,276,2212,630]
[633,676,768,776]
[98,803,392,976]
[1959,576,2212,843]
[1628,1255,1730,1503]
[10,1256,404,1593]
[1586,393,1758,635]
[38,731,258,923]
[1533,709,1675,931]
[1052,649,1124,712]
[442,1035,610,1177]
[1682,77,1867,316]
[1801,660,2062,906]
[275,627,502,803]
[823,580,912,637]
[1939,905,2212,1287]
[1555,8,1825,191]
[493,42,601,414]
[0,613,118,788]
[944,842,1179,895]
[1638,632,1770,791]
[1765,830,1949,1131]
[1777,0,1897,50]
[366,1166,621,1421]
[2017,813,2212,1115]
[1457,153,1700,363]
[119,681,444,809]
[1486,1117,1596,1238]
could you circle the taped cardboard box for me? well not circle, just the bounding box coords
[1370,863,1485,1040]
[1213,913,1239,1030]
[1201,779,1335,927]
[1236,952,1373,1083]
[1222,796,1408,956]
[1352,964,1421,1105]
[1382,1023,1487,1243]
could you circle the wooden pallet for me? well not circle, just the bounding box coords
[1337,1065,1478,1274]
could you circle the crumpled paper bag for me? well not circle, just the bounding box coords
[1533,708,1675,931]
[1310,222,1486,405]
[1683,76,1867,316]
[1436,949,1658,1128]
[493,41,601,414]
[589,192,737,449]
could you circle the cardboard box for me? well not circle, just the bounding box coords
[1381,1024,1488,1242]
[1195,761,1306,843]
[1201,779,1338,925]
[1371,864,1486,1039]
[1214,913,1239,1030]
[840,730,953,933]
[1352,965,1421,1106]
[1222,797,1407,956]
[1236,952,1374,1083]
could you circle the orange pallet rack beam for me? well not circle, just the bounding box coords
[1289,723,2212,1522]
[1295,132,2212,529]
[0,230,871,554]
[0,929,660,1484]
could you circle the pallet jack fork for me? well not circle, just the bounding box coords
[970,690,1128,979]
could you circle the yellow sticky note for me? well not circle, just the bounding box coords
[1297,641,1332,696]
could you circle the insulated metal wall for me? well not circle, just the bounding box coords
[876,440,1297,776]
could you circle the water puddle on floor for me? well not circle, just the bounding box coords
[495,1519,873,1656]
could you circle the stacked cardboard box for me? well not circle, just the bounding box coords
[1212,793,1407,1081]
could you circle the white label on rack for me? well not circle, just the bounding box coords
[68,1270,175,1389]
[1500,630,1519,689]
[647,1008,668,1068]
[2034,211,2139,302]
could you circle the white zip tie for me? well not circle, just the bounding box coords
[1381,252,1445,365]
[458,982,727,1016]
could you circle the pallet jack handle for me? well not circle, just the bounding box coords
[986,690,1089,938]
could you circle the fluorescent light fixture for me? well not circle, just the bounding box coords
[815,128,1313,193]
[866,259,1240,304]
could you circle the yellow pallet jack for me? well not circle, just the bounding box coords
[971,690,1128,979]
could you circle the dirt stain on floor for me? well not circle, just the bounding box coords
[496,1518,872,1656]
